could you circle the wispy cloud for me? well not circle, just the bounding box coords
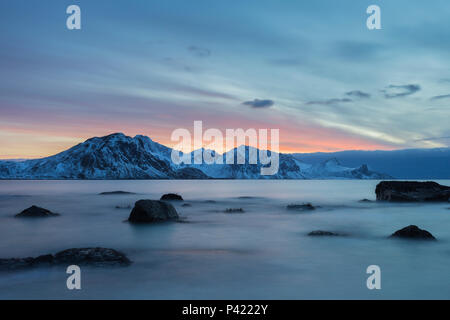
[345,90,371,99]
[243,99,275,108]
[414,136,450,142]
[334,41,384,62]
[430,94,450,101]
[382,84,421,99]
[187,46,211,58]
[305,98,352,105]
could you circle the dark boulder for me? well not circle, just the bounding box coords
[53,248,131,266]
[15,205,59,218]
[308,230,342,237]
[376,181,450,202]
[0,248,131,271]
[390,225,436,240]
[128,200,179,223]
[160,193,183,201]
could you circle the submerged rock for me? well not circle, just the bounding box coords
[390,225,436,240]
[224,208,245,214]
[15,205,59,218]
[128,200,179,223]
[376,181,450,202]
[115,205,131,209]
[308,230,343,237]
[358,199,374,203]
[0,248,131,271]
[287,203,316,211]
[160,193,183,201]
[99,191,135,195]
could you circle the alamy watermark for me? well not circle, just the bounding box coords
[366,265,381,290]
[65,4,381,31]
[170,121,280,175]
[66,265,81,290]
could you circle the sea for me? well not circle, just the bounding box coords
[0,180,449,299]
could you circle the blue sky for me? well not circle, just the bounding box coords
[0,0,449,158]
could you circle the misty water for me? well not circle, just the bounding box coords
[0,180,449,299]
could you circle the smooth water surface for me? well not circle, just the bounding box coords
[0,180,449,299]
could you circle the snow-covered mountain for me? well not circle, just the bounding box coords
[293,148,450,179]
[0,133,391,180]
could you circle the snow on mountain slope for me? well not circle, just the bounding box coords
[301,158,391,179]
[0,133,390,179]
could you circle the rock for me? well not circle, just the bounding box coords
[15,205,59,218]
[390,225,436,240]
[160,193,183,201]
[224,208,245,214]
[358,199,374,203]
[128,200,179,223]
[99,191,135,195]
[376,181,450,202]
[0,248,131,271]
[287,203,316,211]
[115,205,131,209]
[54,248,131,266]
[308,230,342,237]
[181,203,192,207]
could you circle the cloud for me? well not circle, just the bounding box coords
[305,98,352,105]
[334,41,384,62]
[345,90,371,99]
[430,94,450,101]
[187,46,211,57]
[382,84,421,98]
[414,136,450,142]
[243,99,275,108]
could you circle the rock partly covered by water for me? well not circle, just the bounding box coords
[224,208,245,214]
[376,181,450,202]
[287,203,316,211]
[128,200,179,223]
[308,230,342,237]
[390,225,436,240]
[15,205,60,218]
[160,193,183,201]
[0,248,131,271]
[99,191,136,195]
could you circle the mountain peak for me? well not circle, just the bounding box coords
[0,133,391,180]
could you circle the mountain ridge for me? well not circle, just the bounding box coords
[0,133,392,180]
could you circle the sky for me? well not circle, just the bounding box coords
[0,0,449,158]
